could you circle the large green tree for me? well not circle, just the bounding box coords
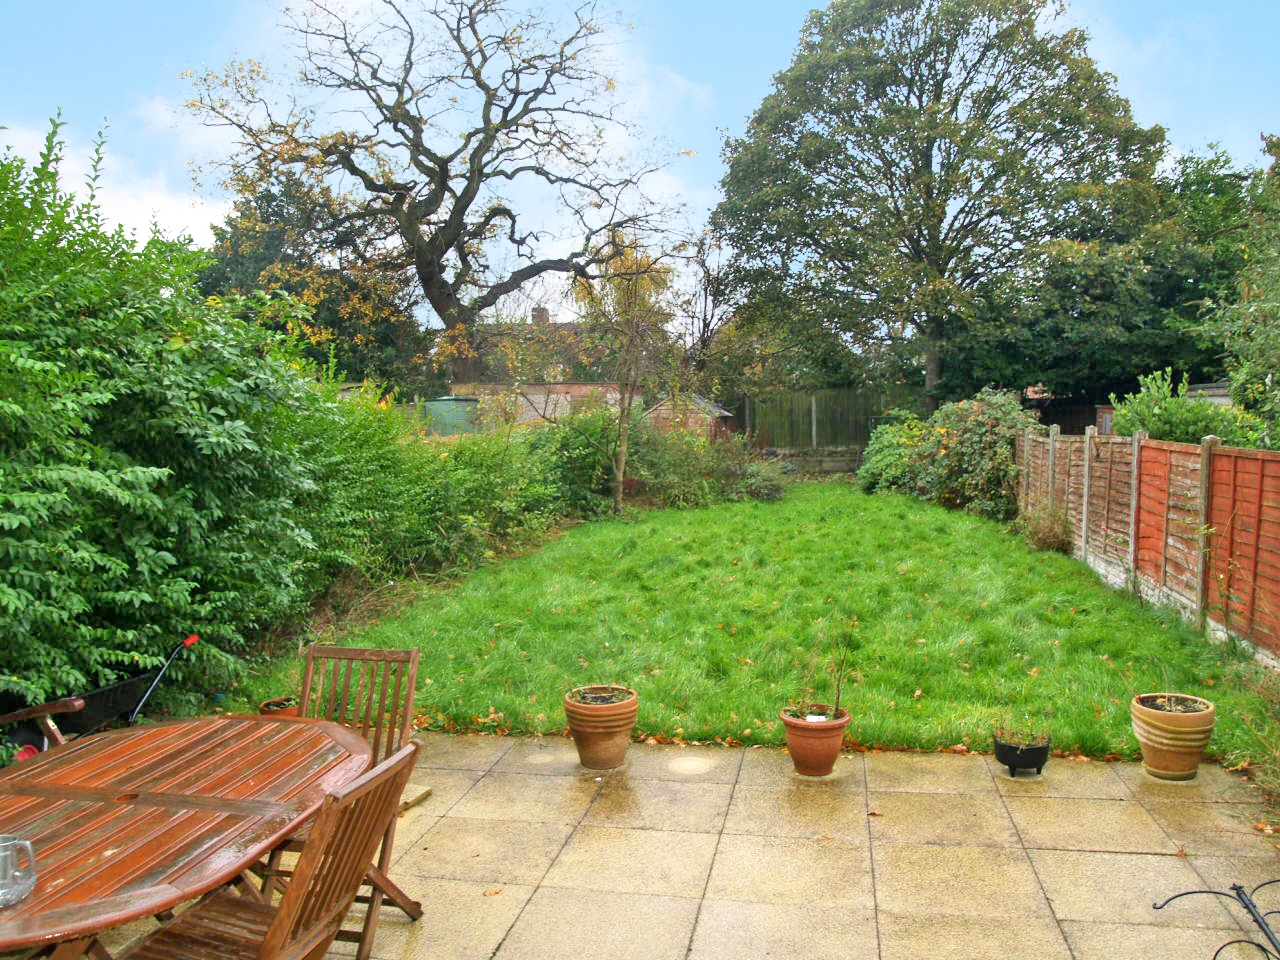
[1208,136,1280,431]
[715,0,1164,406]
[186,0,663,382]
[941,149,1251,400]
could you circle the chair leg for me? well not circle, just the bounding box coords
[353,879,384,960]
[340,820,422,960]
[259,846,286,897]
[364,864,423,919]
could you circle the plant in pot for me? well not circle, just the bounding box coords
[563,684,638,769]
[258,696,300,717]
[992,727,1051,779]
[779,634,853,777]
[1130,692,1216,781]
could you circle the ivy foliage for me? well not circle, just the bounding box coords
[0,126,317,703]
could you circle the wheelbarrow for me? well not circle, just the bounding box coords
[0,634,199,759]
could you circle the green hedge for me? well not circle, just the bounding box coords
[0,130,316,704]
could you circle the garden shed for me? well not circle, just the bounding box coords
[645,395,736,439]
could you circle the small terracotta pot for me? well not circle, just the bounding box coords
[564,685,638,769]
[259,697,301,718]
[779,705,851,777]
[1130,693,1215,781]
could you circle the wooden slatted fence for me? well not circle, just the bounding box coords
[1017,428,1280,658]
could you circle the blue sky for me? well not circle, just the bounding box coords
[1,0,1276,246]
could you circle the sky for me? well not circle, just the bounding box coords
[1,0,1277,249]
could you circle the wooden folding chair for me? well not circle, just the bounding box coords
[0,697,86,751]
[120,741,418,960]
[262,645,424,960]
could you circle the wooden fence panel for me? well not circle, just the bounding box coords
[1083,436,1135,566]
[745,387,912,449]
[1020,434,1051,511]
[1135,442,1170,583]
[1135,441,1202,609]
[1054,436,1086,534]
[1207,448,1280,654]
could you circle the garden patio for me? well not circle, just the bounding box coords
[307,733,1277,960]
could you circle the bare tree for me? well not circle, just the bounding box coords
[670,229,736,378]
[186,0,665,381]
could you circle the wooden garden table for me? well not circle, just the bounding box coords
[0,714,370,958]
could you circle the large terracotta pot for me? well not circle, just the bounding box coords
[779,705,851,777]
[564,685,638,769]
[1130,693,1216,781]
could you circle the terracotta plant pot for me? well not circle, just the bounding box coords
[259,697,301,718]
[564,685,638,769]
[779,704,851,777]
[1130,693,1216,781]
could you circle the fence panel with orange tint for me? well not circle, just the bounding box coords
[1207,448,1280,654]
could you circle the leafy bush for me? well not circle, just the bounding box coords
[740,460,787,501]
[856,412,929,494]
[1019,502,1074,553]
[0,129,317,703]
[630,427,758,508]
[284,387,571,588]
[856,390,1036,520]
[917,388,1039,521]
[521,405,617,517]
[1110,368,1267,447]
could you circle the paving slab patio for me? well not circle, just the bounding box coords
[345,733,1280,959]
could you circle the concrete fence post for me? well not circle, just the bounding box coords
[1046,424,1061,509]
[1081,426,1096,562]
[1196,435,1220,628]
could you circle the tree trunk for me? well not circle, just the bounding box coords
[610,397,630,515]
[923,317,944,412]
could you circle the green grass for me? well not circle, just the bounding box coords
[246,483,1277,766]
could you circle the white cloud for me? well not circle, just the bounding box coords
[2,120,230,247]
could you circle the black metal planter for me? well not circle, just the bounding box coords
[993,735,1050,778]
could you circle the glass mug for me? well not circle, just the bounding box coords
[0,835,35,908]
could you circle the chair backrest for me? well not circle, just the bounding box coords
[299,646,419,764]
[258,741,419,960]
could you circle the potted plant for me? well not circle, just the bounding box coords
[1130,692,1216,781]
[992,728,1051,778]
[259,696,300,717]
[779,634,853,777]
[563,684,638,769]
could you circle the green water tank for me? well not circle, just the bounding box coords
[417,396,481,435]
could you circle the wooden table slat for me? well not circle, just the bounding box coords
[0,716,369,954]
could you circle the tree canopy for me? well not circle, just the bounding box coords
[1208,136,1280,432]
[715,0,1164,405]
[198,164,441,395]
[941,149,1251,401]
[187,0,664,381]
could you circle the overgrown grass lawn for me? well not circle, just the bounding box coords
[259,483,1276,764]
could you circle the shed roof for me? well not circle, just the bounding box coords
[646,395,734,418]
